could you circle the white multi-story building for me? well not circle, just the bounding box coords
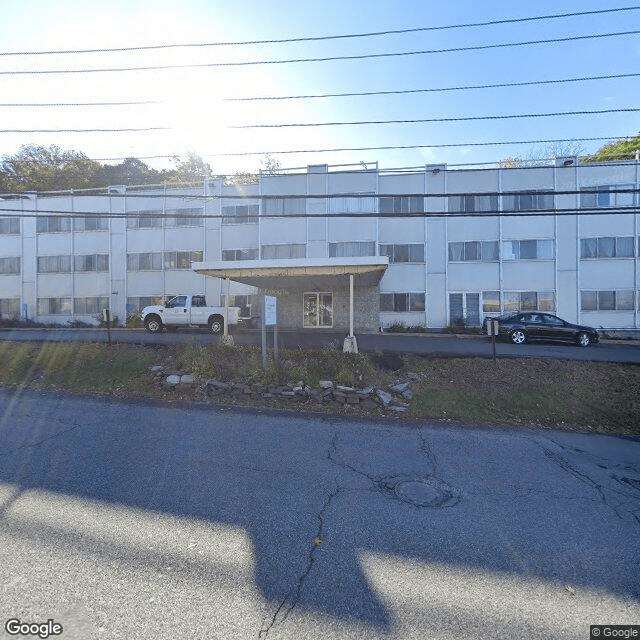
[1,157,639,332]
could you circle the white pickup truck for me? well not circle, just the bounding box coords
[141,294,240,334]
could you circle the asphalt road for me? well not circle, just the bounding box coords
[2,327,640,363]
[0,389,638,640]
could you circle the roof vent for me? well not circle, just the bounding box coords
[556,156,576,167]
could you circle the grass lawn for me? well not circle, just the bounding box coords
[0,340,638,435]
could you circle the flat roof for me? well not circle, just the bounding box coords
[192,256,388,289]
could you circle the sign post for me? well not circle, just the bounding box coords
[103,308,112,345]
[263,296,277,369]
[487,320,499,361]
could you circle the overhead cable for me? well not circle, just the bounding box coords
[2,206,639,219]
[1,30,638,74]
[2,7,638,55]
[0,101,159,107]
[232,108,640,128]
[0,127,168,133]
[225,72,640,101]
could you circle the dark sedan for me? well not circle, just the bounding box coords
[483,312,599,347]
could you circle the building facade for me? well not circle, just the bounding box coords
[1,157,639,331]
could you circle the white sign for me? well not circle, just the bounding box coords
[264,296,277,325]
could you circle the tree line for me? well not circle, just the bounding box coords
[1,136,637,194]
[0,145,272,194]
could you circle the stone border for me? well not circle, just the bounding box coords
[149,366,421,413]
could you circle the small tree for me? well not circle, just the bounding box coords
[585,133,640,163]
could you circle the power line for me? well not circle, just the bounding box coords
[1,30,638,75]
[2,7,638,56]
[0,101,159,107]
[2,188,637,201]
[225,72,640,102]
[232,108,640,129]
[203,136,634,156]
[0,127,168,133]
[2,207,638,219]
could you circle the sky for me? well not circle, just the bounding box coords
[0,0,638,175]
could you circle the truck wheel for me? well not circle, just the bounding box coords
[145,315,163,333]
[208,316,224,334]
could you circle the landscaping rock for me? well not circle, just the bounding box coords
[319,380,334,389]
[166,374,180,385]
[390,382,410,394]
[376,389,392,406]
[180,374,194,384]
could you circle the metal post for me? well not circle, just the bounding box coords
[261,314,267,370]
[343,274,358,353]
[224,278,230,336]
[349,273,354,338]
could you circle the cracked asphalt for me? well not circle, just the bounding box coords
[0,388,639,640]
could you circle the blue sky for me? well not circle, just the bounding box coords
[1,0,638,174]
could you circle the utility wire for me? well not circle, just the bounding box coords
[1,30,638,74]
[1,6,638,55]
[0,127,168,133]
[1,188,637,201]
[225,72,640,101]
[203,136,634,156]
[1,207,638,219]
[0,101,159,107]
[232,108,640,128]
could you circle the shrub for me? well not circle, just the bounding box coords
[386,323,407,333]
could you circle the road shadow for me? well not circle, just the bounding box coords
[0,388,639,633]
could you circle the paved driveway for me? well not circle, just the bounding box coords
[0,389,638,639]
[3,327,640,363]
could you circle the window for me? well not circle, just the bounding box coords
[37,216,71,233]
[379,244,425,263]
[74,254,109,272]
[222,204,259,224]
[328,195,375,214]
[74,297,109,315]
[0,257,20,274]
[74,216,108,231]
[0,218,20,235]
[580,185,634,208]
[502,191,554,211]
[219,294,259,315]
[163,250,203,269]
[0,298,20,318]
[503,291,555,312]
[581,290,634,311]
[166,208,204,227]
[580,237,635,259]
[126,296,163,313]
[38,256,72,273]
[303,292,333,327]
[379,292,425,312]
[127,210,163,229]
[502,239,554,260]
[482,291,500,313]
[329,241,375,257]
[222,248,258,261]
[37,297,72,315]
[448,241,499,262]
[127,252,163,271]
[379,196,423,214]
[260,244,306,259]
[448,194,498,213]
[262,198,305,217]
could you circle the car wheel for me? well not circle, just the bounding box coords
[510,329,526,345]
[209,317,224,334]
[576,332,591,347]
[145,316,163,333]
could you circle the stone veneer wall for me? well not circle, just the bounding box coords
[266,284,380,332]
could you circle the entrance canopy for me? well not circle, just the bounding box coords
[192,256,388,290]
